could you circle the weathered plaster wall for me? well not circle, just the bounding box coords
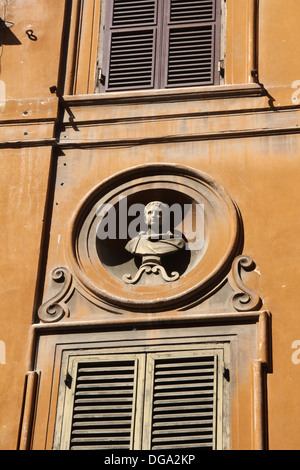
[0,0,300,450]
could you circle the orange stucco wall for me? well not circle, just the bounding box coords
[0,0,300,450]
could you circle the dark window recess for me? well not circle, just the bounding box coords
[100,0,221,92]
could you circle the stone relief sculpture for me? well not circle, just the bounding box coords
[37,267,72,323]
[123,201,185,284]
[37,164,264,321]
[231,255,262,311]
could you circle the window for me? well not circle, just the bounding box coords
[54,346,228,450]
[98,0,222,92]
[27,316,268,449]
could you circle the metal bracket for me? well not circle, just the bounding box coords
[97,66,106,86]
[0,19,14,29]
[65,372,73,389]
[218,60,225,79]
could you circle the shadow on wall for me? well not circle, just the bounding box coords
[0,19,21,45]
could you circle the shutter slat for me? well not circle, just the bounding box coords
[78,366,132,373]
[152,442,213,450]
[155,376,214,383]
[73,412,134,419]
[74,405,133,411]
[110,54,153,60]
[150,355,217,450]
[153,410,214,420]
[169,41,213,47]
[153,419,214,428]
[75,398,133,404]
[153,403,214,412]
[71,445,130,450]
[73,420,132,428]
[152,434,213,443]
[168,57,212,62]
[76,390,133,396]
[71,436,130,442]
[70,360,136,450]
[153,429,214,437]
[155,360,215,369]
[169,71,213,77]
[77,383,134,389]
[153,397,213,404]
[154,387,215,394]
[72,429,131,435]
[109,68,153,75]
[77,374,134,381]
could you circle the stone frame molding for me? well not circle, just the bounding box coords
[65,163,243,310]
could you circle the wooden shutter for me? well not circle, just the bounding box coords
[143,350,222,450]
[101,0,162,92]
[56,348,224,450]
[58,354,146,450]
[100,0,221,92]
[162,0,221,88]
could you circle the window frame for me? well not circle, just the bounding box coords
[62,0,258,96]
[97,0,224,93]
[26,311,269,450]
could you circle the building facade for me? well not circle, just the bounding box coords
[1,0,300,450]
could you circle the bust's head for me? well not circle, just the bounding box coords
[124,200,185,258]
[144,201,168,230]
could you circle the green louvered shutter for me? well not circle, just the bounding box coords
[57,354,146,450]
[55,347,226,450]
[142,350,223,450]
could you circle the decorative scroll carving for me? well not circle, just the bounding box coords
[231,255,261,312]
[123,258,180,285]
[38,267,72,323]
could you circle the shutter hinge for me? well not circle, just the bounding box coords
[65,372,73,389]
[97,66,106,86]
[218,60,225,79]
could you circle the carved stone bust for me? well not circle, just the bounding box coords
[125,201,185,256]
[123,201,185,284]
